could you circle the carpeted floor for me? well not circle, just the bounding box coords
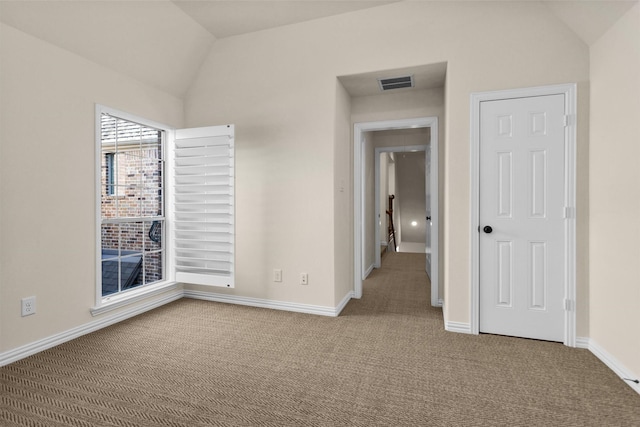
[2,252,639,426]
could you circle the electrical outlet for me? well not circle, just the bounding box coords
[21,296,36,317]
[274,269,282,282]
[300,273,308,285]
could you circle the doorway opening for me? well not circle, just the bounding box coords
[354,117,439,306]
[374,138,429,265]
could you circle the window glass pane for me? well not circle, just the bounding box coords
[120,254,143,291]
[120,151,141,214]
[141,159,163,217]
[119,222,144,253]
[144,251,163,285]
[142,186,162,217]
[101,223,119,257]
[101,190,117,218]
[123,148,142,179]
[102,258,119,296]
[115,152,131,197]
[101,223,120,296]
[102,152,115,194]
[141,158,162,187]
[144,220,163,251]
[145,139,163,161]
[117,185,141,218]
[144,219,163,284]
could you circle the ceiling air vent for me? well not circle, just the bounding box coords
[378,75,414,91]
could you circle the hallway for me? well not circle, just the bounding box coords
[346,252,437,318]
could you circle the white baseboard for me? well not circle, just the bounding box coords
[445,321,472,334]
[363,264,374,279]
[335,291,354,315]
[432,298,444,308]
[585,338,640,395]
[0,289,182,367]
[575,336,590,349]
[183,290,346,317]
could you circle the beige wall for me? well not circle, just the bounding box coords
[589,4,640,381]
[351,88,445,125]
[184,1,589,329]
[333,80,353,305]
[0,23,184,351]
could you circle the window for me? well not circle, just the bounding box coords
[99,111,165,297]
[96,106,235,306]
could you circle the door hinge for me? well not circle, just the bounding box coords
[563,206,574,219]
[564,299,575,312]
[563,115,572,127]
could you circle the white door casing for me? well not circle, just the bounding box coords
[354,117,439,307]
[480,94,565,342]
[374,145,428,270]
[470,84,577,346]
[425,145,432,275]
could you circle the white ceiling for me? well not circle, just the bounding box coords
[168,0,637,44]
[0,0,215,97]
[171,0,400,39]
[541,0,637,45]
[0,1,636,97]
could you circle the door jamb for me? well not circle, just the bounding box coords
[354,117,439,306]
[469,84,577,347]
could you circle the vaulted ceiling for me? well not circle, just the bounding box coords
[0,1,636,97]
[172,0,400,39]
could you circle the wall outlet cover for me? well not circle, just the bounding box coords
[21,296,36,317]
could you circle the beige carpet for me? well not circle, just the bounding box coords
[2,252,639,426]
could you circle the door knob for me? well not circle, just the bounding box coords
[483,225,493,234]
[426,216,431,221]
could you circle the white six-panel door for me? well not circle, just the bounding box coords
[479,94,566,342]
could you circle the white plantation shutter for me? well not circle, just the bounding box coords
[173,125,234,287]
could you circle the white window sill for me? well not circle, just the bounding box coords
[91,281,180,316]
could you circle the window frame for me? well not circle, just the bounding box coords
[94,105,176,310]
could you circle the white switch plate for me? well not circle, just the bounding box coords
[300,273,308,285]
[274,269,282,282]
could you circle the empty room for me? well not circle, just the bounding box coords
[1,1,639,425]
